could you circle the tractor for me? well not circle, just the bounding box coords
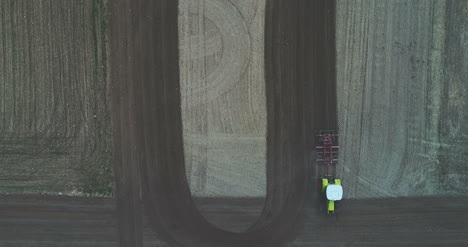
[321,178,343,214]
[315,130,343,214]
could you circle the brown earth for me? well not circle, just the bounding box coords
[336,0,468,198]
[179,0,268,199]
[0,0,112,195]
[110,0,468,246]
[1,0,467,246]
[110,0,336,246]
[1,195,467,246]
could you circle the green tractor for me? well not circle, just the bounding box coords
[315,130,343,214]
[321,178,343,214]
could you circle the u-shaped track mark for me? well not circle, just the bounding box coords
[111,0,337,246]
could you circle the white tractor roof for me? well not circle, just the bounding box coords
[326,185,343,201]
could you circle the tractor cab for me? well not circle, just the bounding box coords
[322,178,343,214]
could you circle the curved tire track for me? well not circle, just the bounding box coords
[179,0,251,103]
[111,0,336,246]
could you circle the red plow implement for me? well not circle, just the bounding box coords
[315,130,339,178]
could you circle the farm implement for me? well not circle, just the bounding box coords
[315,130,343,214]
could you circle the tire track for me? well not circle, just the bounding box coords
[336,0,468,198]
[0,0,112,195]
[179,0,265,199]
[111,0,337,246]
[1,195,467,246]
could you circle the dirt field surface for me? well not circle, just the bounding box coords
[0,195,164,247]
[336,0,468,198]
[0,0,112,195]
[1,195,467,246]
[179,0,267,198]
[111,0,468,245]
[111,0,336,245]
[3,0,468,246]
